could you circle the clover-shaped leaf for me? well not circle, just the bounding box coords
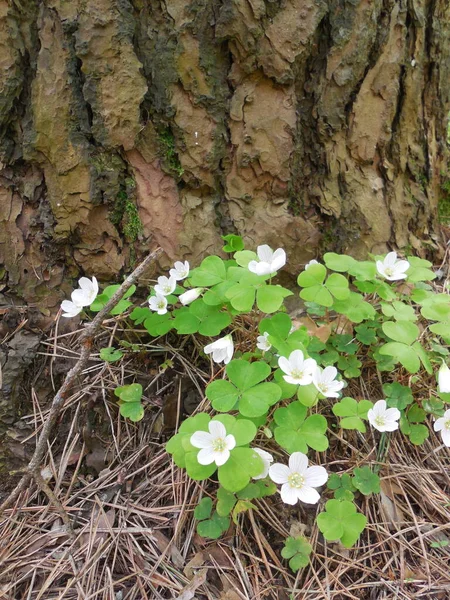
[91,284,136,315]
[281,536,312,572]
[100,347,123,362]
[189,255,227,286]
[355,323,378,345]
[297,264,350,307]
[274,402,328,453]
[333,292,376,323]
[352,467,380,496]
[222,234,244,253]
[173,301,231,336]
[327,473,356,501]
[256,285,293,314]
[216,488,236,518]
[337,355,362,378]
[317,500,367,548]
[114,383,144,422]
[406,256,436,282]
[383,382,413,410]
[196,505,230,539]
[381,301,417,322]
[206,360,281,417]
[332,397,373,433]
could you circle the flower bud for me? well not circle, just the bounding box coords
[438,362,450,394]
[179,288,203,306]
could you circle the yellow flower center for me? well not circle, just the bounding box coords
[291,369,304,380]
[375,415,386,427]
[384,267,394,277]
[212,438,226,452]
[444,419,450,431]
[288,472,305,489]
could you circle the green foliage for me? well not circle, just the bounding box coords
[274,402,328,453]
[352,467,380,495]
[100,347,123,362]
[317,500,367,547]
[195,497,230,539]
[114,383,144,421]
[91,284,136,315]
[327,473,356,501]
[86,239,447,565]
[281,536,312,572]
[332,397,373,433]
[206,360,281,417]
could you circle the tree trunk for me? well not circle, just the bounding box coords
[0,0,449,315]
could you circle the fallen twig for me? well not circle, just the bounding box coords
[0,248,162,516]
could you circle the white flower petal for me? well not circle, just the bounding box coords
[278,356,292,376]
[225,434,236,451]
[257,245,274,263]
[61,300,83,318]
[197,447,217,465]
[215,448,231,466]
[373,400,387,416]
[440,428,450,447]
[385,407,401,421]
[434,417,444,432]
[209,420,227,439]
[190,431,213,449]
[271,248,286,271]
[247,260,259,274]
[280,483,299,505]
[288,452,308,474]
[384,252,398,267]
[269,463,291,484]
[289,350,305,371]
[297,486,321,504]
[304,466,328,487]
[383,421,399,432]
[253,262,273,276]
[322,366,338,383]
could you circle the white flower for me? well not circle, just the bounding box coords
[253,448,274,479]
[269,452,328,505]
[312,366,345,398]
[190,421,236,466]
[433,409,450,446]
[367,400,400,432]
[438,362,450,394]
[204,334,234,364]
[154,275,177,296]
[179,288,203,305]
[305,259,319,270]
[248,245,286,276]
[149,293,168,315]
[257,332,272,352]
[278,350,317,386]
[376,252,410,281]
[61,299,83,318]
[71,276,99,307]
[170,260,190,281]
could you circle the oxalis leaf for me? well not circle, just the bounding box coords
[281,536,312,572]
[352,467,380,495]
[206,360,281,417]
[317,500,367,548]
[332,397,373,433]
[274,402,328,453]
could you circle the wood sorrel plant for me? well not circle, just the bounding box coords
[62,236,450,570]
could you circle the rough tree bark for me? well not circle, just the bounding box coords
[1,0,449,314]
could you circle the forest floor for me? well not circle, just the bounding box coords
[0,316,450,600]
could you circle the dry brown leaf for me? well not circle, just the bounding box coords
[184,552,205,578]
[152,530,185,568]
[178,568,207,600]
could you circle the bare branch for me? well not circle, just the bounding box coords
[0,248,162,515]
